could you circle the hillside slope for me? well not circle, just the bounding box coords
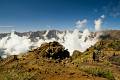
[0,42,108,80]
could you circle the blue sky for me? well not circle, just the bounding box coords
[0,0,120,32]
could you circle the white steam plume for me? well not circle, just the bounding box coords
[94,15,105,31]
[0,30,33,58]
[57,29,99,56]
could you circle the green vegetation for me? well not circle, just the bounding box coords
[79,66,115,80]
[108,40,120,50]
[71,50,82,60]
[109,55,120,66]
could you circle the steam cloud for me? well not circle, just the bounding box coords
[94,15,105,31]
[75,19,87,30]
[0,30,33,58]
[0,16,104,58]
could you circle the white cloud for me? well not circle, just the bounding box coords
[94,15,105,31]
[101,15,105,18]
[0,26,14,28]
[75,19,87,29]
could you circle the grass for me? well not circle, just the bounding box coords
[108,40,120,50]
[79,66,115,80]
[109,55,120,66]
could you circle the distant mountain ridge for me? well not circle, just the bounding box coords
[0,30,120,41]
[0,30,63,41]
[100,30,120,40]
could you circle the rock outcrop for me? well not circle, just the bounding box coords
[31,41,70,60]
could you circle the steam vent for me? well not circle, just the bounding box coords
[30,41,70,60]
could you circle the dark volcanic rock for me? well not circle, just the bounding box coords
[32,41,70,60]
